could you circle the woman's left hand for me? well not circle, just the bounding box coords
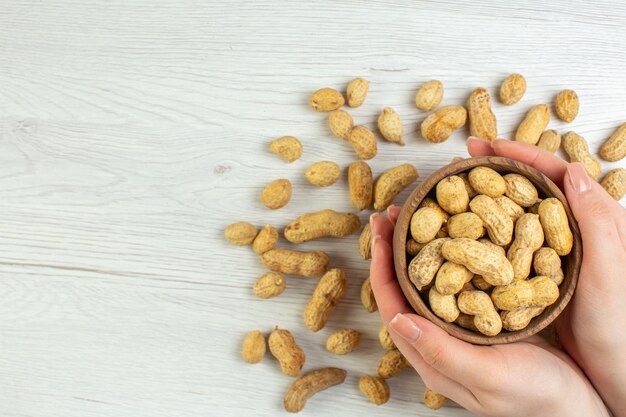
[369,208,609,417]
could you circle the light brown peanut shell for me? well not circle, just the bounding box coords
[456,312,479,331]
[252,224,279,254]
[441,238,514,286]
[348,126,378,160]
[534,247,564,285]
[469,194,514,246]
[457,290,502,336]
[269,328,306,377]
[242,330,266,364]
[491,276,559,310]
[377,349,409,378]
[284,367,346,413]
[359,375,390,405]
[501,306,544,331]
[378,325,396,350]
[361,277,378,313]
[305,161,341,187]
[467,88,497,141]
[507,213,544,280]
[472,275,494,291]
[494,196,525,222]
[424,388,448,410]
[269,136,303,162]
[499,73,526,105]
[328,109,354,140]
[554,89,579,122]
[468,166,507,197]
[253,272,286,298]
[419,198,451,221]
[537,130,562,153]
[435,261,475,295]
[225,221,258,245]
[408,238,451,290]
[410,207,445,243]
[429,286,461,322]
[378,107,404,145]
[406,239,426,256]
[374,164,419,211]
[347,77,370,108]
[459,172,478,198]
[600,168,626,200]
[261,179,292,209]
[359,224,372,260]
[538,198,574,256]
[562,131,602,180]
[326,329,360,355]
[284,209,360,243]
[415,80,444,111]
[309,88,345,112]
[515,104,550,145]
[304,269,347,332]
[600,122,626,162]
[436,175,470,214]
[446,212,484,240]
[504,173,540,207]
[421,105,467,143]
[348,161,373,210]
[261,248,329,277]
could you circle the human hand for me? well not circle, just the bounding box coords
[468,137,626,416]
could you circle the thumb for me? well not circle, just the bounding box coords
[563,163,621,258]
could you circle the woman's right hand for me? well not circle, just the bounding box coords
[468,137,626,417]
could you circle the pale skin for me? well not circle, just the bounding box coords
[370,138,625,417]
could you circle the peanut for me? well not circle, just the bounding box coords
[348,161,373,210]
[494,196,525,222]
[554,89,579,123]
[562,131,602,180]
[284,209,360,243]
[326,329,360,355]
[415,80,444,111]
[429,286,461,322]
[378,325,396,350]
[261,178,292,209]
[537,130,561,153]
[419,198,450,221]
[534,247,564,285]
[269,327,306,377]
[242,330,266,364]
[528,200,542,215]
[224,221,258,245]
[420,105,467,143]
[253,272,286,299]
[441,238,514,286]
[446,212,484,240]
[435,261,474,295]
[468,167,507,197]
[515,104,550,145]
[501,306,544,331]
[309,88,345,112]
[269,136,303,162]
[410,207,445,243]
[469,195,514,246]
[455,312,479,331]
[467,87,497,141]
[491,276,559,310]
[406,238,425,256]
[359,224,372,260]
[461,280,477,292]
[361,277,378,313]
[424,387,448,410]
[459,172,478,198]
[478,238,506,256]
[472,275,493,291]
[374,164,419,211]
[284,367,346,413]
[377,349,409,378]
[359,375,390,405]
[408,238,451,291]
[261,248,329,277]
[499,73,526,105]
[457,290,502,336]
[600,122,626,162]
[346,77,369,108]
[304,268,347,332]
[305,161,341,187]
[538,198,574,256]
[601,168,626,200]
[507,213,544,280]
[378,107,404,145]
[348,126,378,160]
[436,175,470,214]
[252,224,279,254]
[328,109,354,140]
[504,173,540,207]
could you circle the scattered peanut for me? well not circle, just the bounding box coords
[377,349,409,378]
[284,209,361,243]
[378,325,396,350]
[424,388,448,410]
[305,161,341,187]
[348,161,374,210]
[252,224,279,254]
[600,122,626,162]
[269,136,303,162]
[269,327,306,377]
[326,329,360,355]
[359,375,390,405]
[359,224,372,260]
[538,198,574,256]
[415,80,444,111]
[467,88,497,141]
[348,126,378,160]
[515,104,550,145]
[554,89,579,123]
[309,88,345,112]
[284,367,346,413]
[261,248,329,277]
[421,105,467,143]
[328,109,354,140]
[600,168,626,200]
[499,73,526,105]
[225,221,258,245]
[374,164,419,211]
[361,277,378,313]
[562,131,602,180]
[254,272,286,299]
[537,130,561,153]
[304,269,347,332]
[378,107,404,145]
[261,179,292,209]
[457,290,503,336]
[242,330,266,364]
[346,77,369,108]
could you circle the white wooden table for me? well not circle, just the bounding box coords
[1,1,625,416]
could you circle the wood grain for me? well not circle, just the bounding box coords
[0,0,625,416]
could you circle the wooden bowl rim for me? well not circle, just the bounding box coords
[393,156,582,345]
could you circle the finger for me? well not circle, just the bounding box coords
[563,163,625,259]
[491,139,568,187]
[369,237,412,323]
[467,136,496,156]
[387,205,401,225]
[370,213,394,245]
[388,329,482,412]
[389,313,495,390]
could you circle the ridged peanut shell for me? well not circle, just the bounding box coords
[515,104,550,145]
[467,88,497,141]
[562,131,602,179]
[253,272,286,299]
[261,248,329,277]
[309,88,345,112]
[415,80,444,111]
[600,168,626,200]
[328,109,354,140]
[378,107,404,145]
[305,161,341,187]
[269,136,303,162]
[224,221,258,245]
[284,368,346,413]
[346,77,369,108]
[600,123,626,162]
[304,269,347,331]
[348,161,373,210]
[373,164,419,211]
[348,126,377,160]
[326,329,360,355]
[242,330,266,364]
[554,89,579,122]
[269,328,305,377]
[261,179,292,209]
[421,105,467,143]
[499,73,526,105]
[284,209,360,243]
[359,375,390,405]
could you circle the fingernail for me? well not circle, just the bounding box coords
[466,136,484,144]
[371,235,381,257]
[386,205,397,216]
[567,163,591,193]
[370,212,379,225]
[389,313,421,343]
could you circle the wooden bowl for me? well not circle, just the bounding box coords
[393,156,582,345]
